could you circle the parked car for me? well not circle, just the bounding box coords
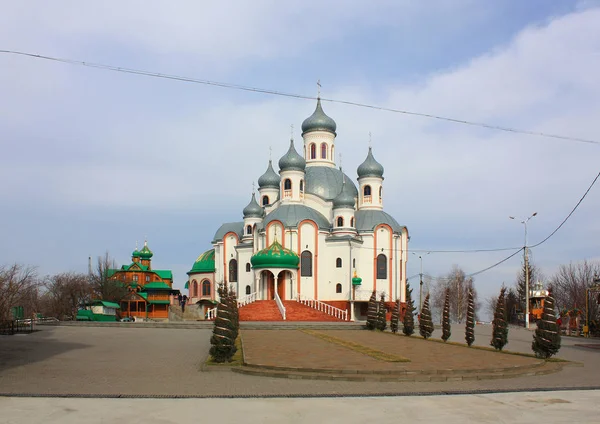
[120,317,133,322]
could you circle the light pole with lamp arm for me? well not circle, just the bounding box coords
[412,252,430,310]
[509,212,537,329]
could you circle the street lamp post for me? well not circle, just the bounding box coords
[412,252,430,310]
[510,212,537,329]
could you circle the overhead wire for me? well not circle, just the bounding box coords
[1,49,599,146]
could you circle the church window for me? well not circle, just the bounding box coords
[246,263,251,272]
[336,283,342,293]
[202,280,211,296]
[310,143,316,159]
[350,217,354,227]
[336,258,342,268]
[353,258,356,268]
[377,254,387,279]
[246,285,251,295]
[133,275,138,281]
[247,225,252,235]
[321,143,327,159]
[337,216,344,227]
[229,259,238,282]
[262,195,269,206]
[284,179,292,190]
[331,145,334,159]
[300,180,304,192]
[146,275,150,282]
[301,251,312,277]
[379,186,382,202]
[364,185,371,196]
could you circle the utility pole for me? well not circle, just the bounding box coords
[510,212,537,329]
[413,252,430,310]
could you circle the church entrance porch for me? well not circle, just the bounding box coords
[259,269,296,301]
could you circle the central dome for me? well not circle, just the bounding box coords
[251,240,299,269]
[301,98,337,135]
[305,166,358,201]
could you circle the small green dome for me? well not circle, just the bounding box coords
[357,147,384,179]
[278,139,306,172]
[243,193,264,218]
[258,160,280,189]
[352,271,362,286]
[251,240,299,269]
[188,249,216,274]
[132,249,141,258]
[139,242,153,259]
[301,98,337,135]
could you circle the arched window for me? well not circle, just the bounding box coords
[284,179,292,190]
[228,259,238,282]
[350,217,354,227]
[336,258,342,268]
[310,143,316,159]
[321,143,327,159]
[364,185,371,196]
[262,195,269,206]
[336,283,342,293]
[246,263,251,272]
[301,250,312,277]
[202,280,211,296]
[377,254,387,279]
[192,280,198,297]
[331,145,334,159]
[246,285,251,295]
[337,216,344,227]
[246,225,252,235]
[300,180,304,192]
[379,186,382,202]
[353,258,356,268]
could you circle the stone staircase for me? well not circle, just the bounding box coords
[238,300,346,322]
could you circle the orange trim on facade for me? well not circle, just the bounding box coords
[298,220,319,299]
[266,220,285,248]
[222,231,239,284]
[374,224,394,300]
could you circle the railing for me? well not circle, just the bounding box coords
[238,291,257,308]
[363,195,372,203]
[206,307,217,320]
[296,295,349,321]
[283,189,292,198]
[274,292,286,320]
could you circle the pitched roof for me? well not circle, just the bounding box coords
[154,270,173,280]
[142,282,172,291]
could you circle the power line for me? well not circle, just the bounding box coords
[530,169,600,248]
[1,49,598,146]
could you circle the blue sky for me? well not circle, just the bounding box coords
[2,1,600,311]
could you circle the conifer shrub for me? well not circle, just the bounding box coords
[391,298,400,334]
[366,290,378,330]
[403,282,416,336]
[209,284,236,363]
[377,294,387,331]
[441,288,451,342]
[465,287,475,347]
[532,294,561,358]
[419,294,434,339]
[490,287,508,351]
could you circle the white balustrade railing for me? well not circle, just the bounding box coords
[206,307,217,320]
[274,292,286,320]
[238,292,257,308]
[296,295,349,321]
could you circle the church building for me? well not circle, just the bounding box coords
[188,98,409,321]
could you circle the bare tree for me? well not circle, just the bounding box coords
[549,260,600,321]
[90,252,128,302]
[432,265,479,323]
[43,272,92,319]
[0,264,39,320]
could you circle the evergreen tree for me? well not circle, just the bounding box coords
[490,287,509,351]
[391,298,400,333]
[366,290,378,330]
[465,287,475,347]
[209,284,236,362]
[419,294,434,339]
[403,282,416,336]
[532,294,561,358]
[441,288,451,342]
[228,285,239,341]
[377,294,387,331]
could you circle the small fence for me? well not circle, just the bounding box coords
[296,295,349,321]
[0,320,36,335]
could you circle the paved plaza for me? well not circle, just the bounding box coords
[0,323,599,396]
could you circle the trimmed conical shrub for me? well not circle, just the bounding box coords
[490,287,508,351]
[442,288,451,342]
[465,287,475,347]
[403,282,416,336]
[377,294,387,331]
[209,284,236,362]
[532,295,561,358]
[419,294,434,339]
[366,290,378,330]
[391,298,400,334]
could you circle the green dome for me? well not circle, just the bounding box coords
[139,242,153,259]
[278,139,306,172]
[357,147,384,179]
[352,271,362,286]
[188,249,216,274]
[251,240,299,269]
[301,98,337,135]
[132,249,141,258]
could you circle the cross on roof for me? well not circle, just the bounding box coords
[369,131,372,148]
[290,124,294,140]
[317,79,321,98]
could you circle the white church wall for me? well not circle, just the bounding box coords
[298,221,317,298]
